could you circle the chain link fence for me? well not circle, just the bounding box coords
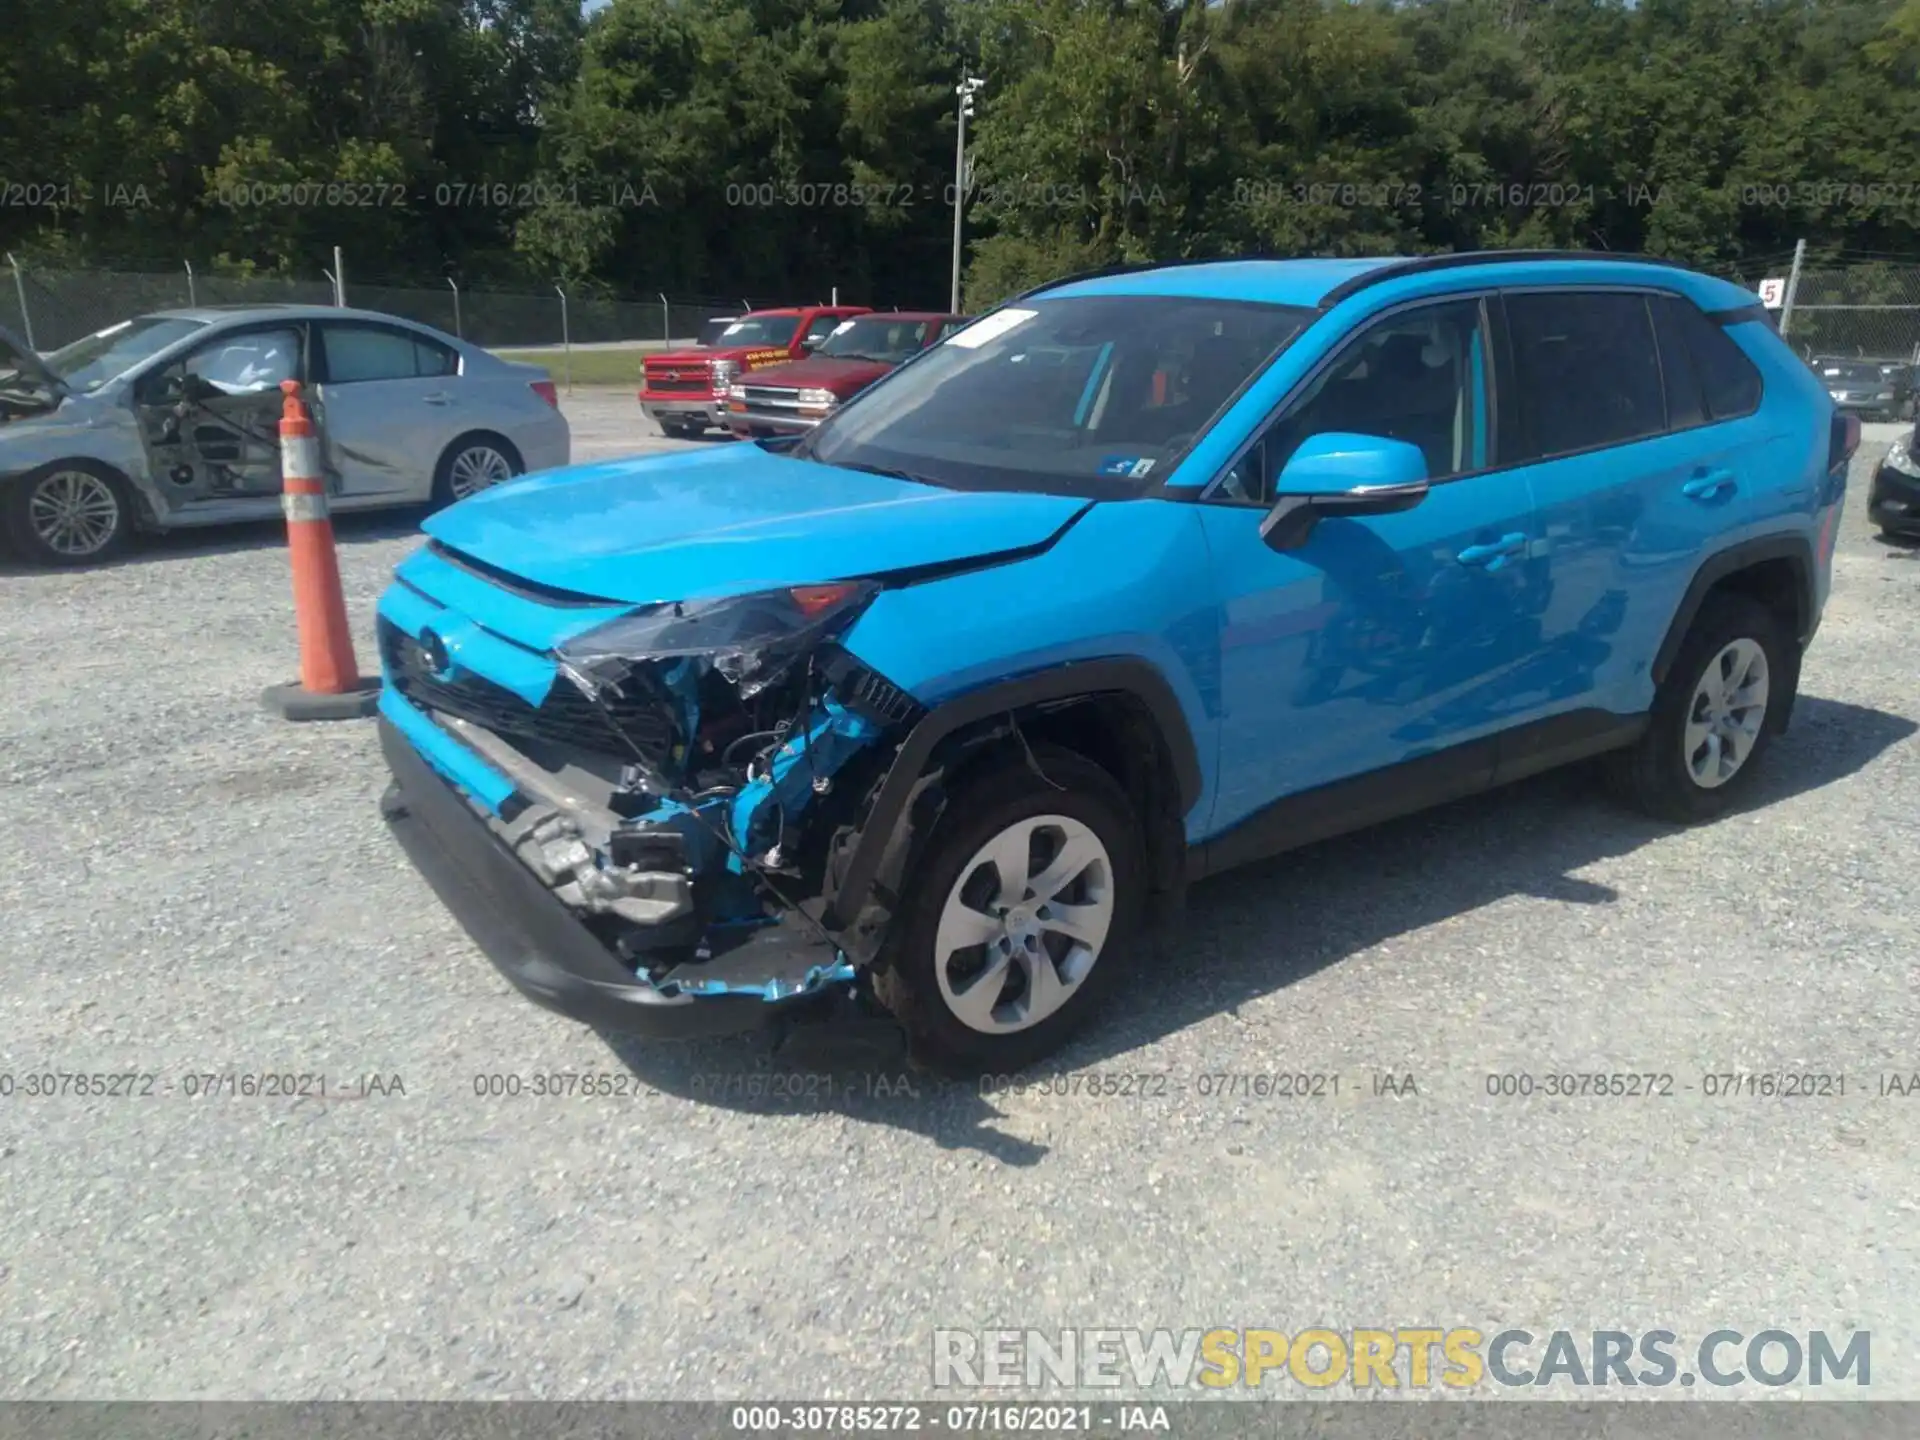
[0,261,793,353]
[1777,263,1920,365]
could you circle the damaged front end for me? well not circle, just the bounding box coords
[380,574,924,1025]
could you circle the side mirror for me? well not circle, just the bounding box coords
[1259,432,1431,551]
[801,333,827,351]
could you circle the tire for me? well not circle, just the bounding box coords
[1604,591,1788,823]
[1,460,133,566]
[871,745,1147,1075]
[432,432,523,507]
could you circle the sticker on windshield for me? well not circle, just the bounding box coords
[1097,455,1156,478]
[944,308,1037,349]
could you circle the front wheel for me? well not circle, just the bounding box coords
[1605,592,1788,823]
[2,460,133,566]
[872,746,1146,1074]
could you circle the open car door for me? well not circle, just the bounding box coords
[134,324,308,500]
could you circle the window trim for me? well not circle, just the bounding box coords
[314,319,459,386]
[1199,292,1501,509]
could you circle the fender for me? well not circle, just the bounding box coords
[819,658,1202,933]
[1650,533,1815,686]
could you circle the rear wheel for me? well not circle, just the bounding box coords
[872,746,1146,1074]
[1605,592,1787,823]
[432,433,522,506]
[2,460,133,566]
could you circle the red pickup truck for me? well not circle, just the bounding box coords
[721,311,969,438]
[639,305,870,438]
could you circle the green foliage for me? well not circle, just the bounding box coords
[0,0,1914,303]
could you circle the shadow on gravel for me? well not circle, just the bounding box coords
[591,691,1912,1159]
[0,507,426,576]
[610,694,1913,1161]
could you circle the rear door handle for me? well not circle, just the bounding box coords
[423,391,453,406]
[1457,532,1528,570]
[1683,468,1737,500]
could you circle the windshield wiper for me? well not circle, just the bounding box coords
[821,458,932,486]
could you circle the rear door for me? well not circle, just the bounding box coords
[133,323,306,500]
[1487,288,1770,727]
[311,321,463,500]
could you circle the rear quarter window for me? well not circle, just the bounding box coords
[1677,302,1763,420]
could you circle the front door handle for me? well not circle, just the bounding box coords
[1682,468,1737,501]
[1457,532,1528,570]
[422,391,453,406]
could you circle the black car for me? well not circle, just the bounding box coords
[1812,355,1915,421]
[1868,421,1920,538]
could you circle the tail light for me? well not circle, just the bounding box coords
[530,380,559,409]
[1829,411,1860,472]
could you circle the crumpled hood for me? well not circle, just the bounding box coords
[0,323,63,398]
[422,442,1090,605]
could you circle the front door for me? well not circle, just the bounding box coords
[1196,295,1549,836]
[134,324,305,501]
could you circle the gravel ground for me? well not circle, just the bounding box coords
[0,396,1915,1400]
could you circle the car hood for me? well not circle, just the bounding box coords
[422,443,1091,605]
[0,323,64,398]
[741,356,894,392]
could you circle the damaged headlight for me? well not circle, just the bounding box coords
[555,582,877,702]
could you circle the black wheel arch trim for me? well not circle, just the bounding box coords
[821,657,1203,933]
[1651,532,1816,687]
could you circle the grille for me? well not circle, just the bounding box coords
[645,369,712,395]
[739,386,804,409]
[381,620,678,765]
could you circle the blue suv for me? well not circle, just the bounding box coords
[376,251,1855,1072]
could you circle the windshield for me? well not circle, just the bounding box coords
[1819,361,1884,384]
[817,316,937,364]
[46,316,207,392]
[696,318,736,348]
[803,295,1313,495]
[717,315,800,348]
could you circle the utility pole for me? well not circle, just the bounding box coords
[332,245,347,307]
[951,73,984,313]
[7,253,33,349]
[447,276,462,338]
[1779,238,1807,338]
[184,259,196,307]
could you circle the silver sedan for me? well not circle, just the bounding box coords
[0,305,570,565]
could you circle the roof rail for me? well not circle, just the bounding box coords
[1314,249,1696,309]
[1001,247,1700,312]
[1007,251,1309,304]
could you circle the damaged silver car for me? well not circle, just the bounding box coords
[0,309,569,565]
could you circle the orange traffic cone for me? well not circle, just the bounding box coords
[261,379,380,721]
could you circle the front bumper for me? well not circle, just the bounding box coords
[1868,459,1920,533]
[378,716,843,1038]
[639,396,722,425]
[723,404,823,438]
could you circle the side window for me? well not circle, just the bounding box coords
[414,337,459,378]
[1503,291,1665,459]
[1236,297,1488,501]
[1670,299,1762,420]
[1650,296,1706,430]
[802,313,844,348]
[183,327,301,394]
[323,325,450,384]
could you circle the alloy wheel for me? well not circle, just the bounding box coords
[446,445,515,499]
[1683,637,1770,789]
[933,814,1115,1034]
[28,470,121,558]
